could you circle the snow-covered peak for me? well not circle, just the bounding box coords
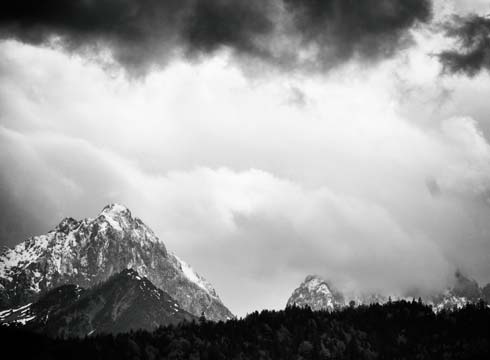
[288,271,486,314]
[100,203,132,217]
[0,204,233,321]
[287,275,345,312]
[303,275,333,295]
[98,203,140,233]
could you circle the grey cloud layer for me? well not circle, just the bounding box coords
[439,15,490,76]
[0,0,432,73]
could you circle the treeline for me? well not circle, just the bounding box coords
[2,300,490,360]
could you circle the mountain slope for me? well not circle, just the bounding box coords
[0,204,233,321]
[0,269,194,336]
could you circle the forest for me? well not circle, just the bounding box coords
[2,300,490,360]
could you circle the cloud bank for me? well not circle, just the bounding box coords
[0,0,432,74]
[2,36,490,315]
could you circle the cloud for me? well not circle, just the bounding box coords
[3,41,490,315]
[0,128,453,309]
[282,0,432,69]
[438,15,490,76]
[0,0,433,74]
[1,117,489,312]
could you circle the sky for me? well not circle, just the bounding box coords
[1,0,490,316]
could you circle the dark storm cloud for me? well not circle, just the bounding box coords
[0,0,194,74]
[439,15,490,76]
[184,0,274,57]
[0,0,432,74]
[283,0,433,68]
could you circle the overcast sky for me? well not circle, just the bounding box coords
[2,0,490,316]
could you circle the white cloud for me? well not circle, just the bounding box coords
[2,34,490,315]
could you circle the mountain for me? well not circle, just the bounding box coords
[0,204,233,321]
[287,275,345,311]
[430,271,484,311]
[287,272,488,312]
[0,269,194,336]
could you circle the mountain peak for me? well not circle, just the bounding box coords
[100,203,131,217]
[287,271,487,313]
[302,275,337,294]
[288,274,344,311]
[304,274,321,282]
[302,275,332,295]
[304,274,326,283]
[0,204,234,321]
[98,203,135,232]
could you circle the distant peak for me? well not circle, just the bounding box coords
[288,274,344,311]
[304,274,324,283]
[301,275,344,299]
[303,275,332,288]
[100,203,131,217]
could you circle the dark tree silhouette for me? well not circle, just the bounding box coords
[2,300,490,360]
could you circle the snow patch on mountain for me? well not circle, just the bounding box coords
[0,303,36,326]
[102,213,123,231]
[173,254,217,298]
[305,276,332,296]
[0,236,50,281]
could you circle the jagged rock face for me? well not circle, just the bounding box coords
[287,275,345,311]
[0,269,195,337]
[0,204,233,321]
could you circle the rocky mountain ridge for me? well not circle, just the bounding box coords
[0,204,233,321]
[287,271,490,312]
